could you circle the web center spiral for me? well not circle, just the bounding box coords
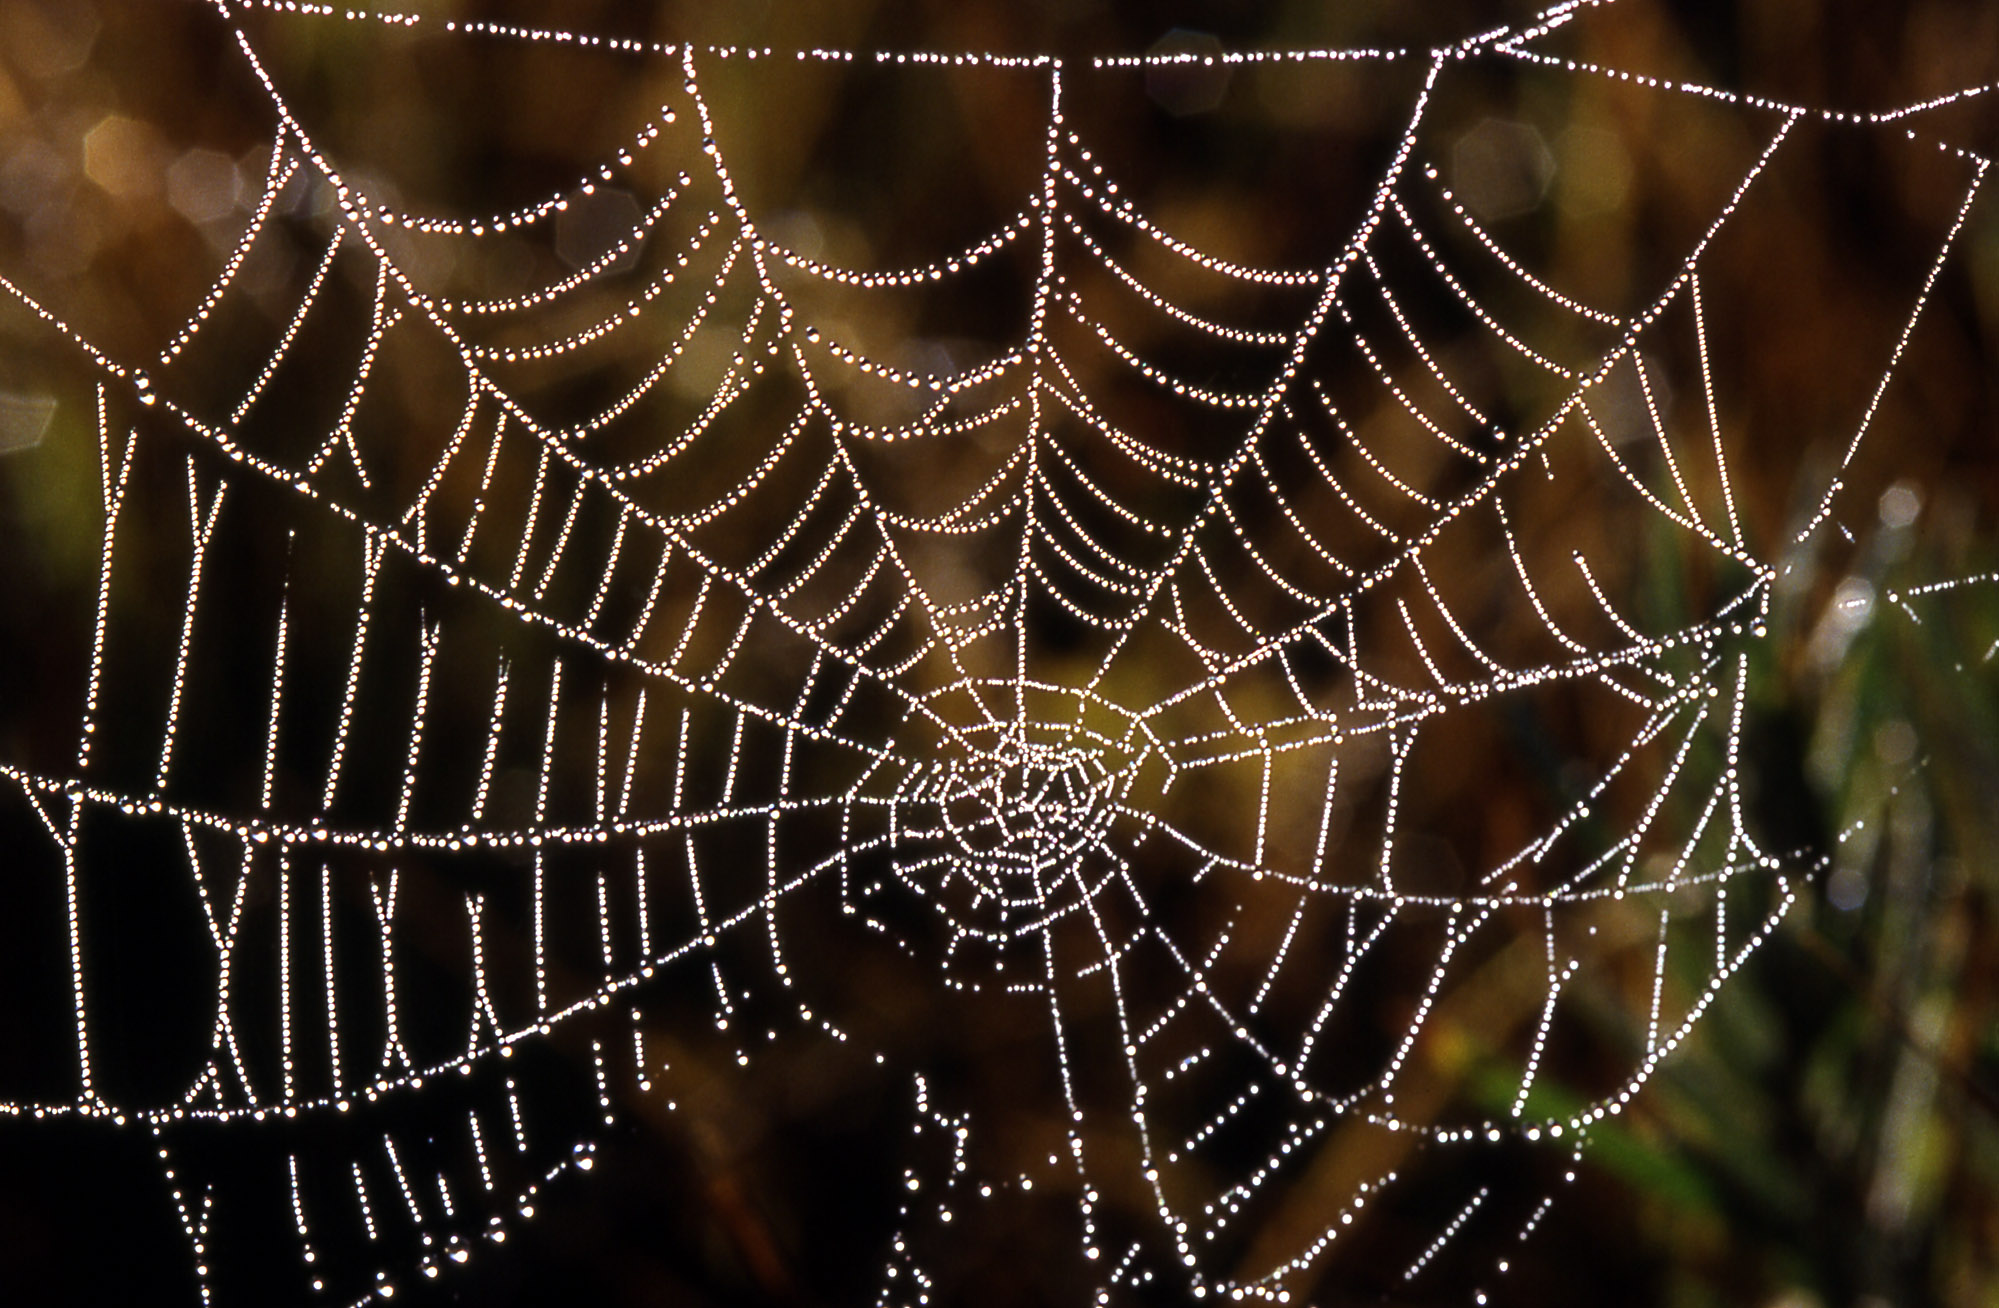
[937,740,1113,890]
[874,722,1142,981]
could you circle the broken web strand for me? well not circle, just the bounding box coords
[0,1,1993,1304]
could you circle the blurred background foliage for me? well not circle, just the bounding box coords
[1,1,1998,1306]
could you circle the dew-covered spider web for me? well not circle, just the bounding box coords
[2,1,1998,1304]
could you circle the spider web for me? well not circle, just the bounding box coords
[0,1,1994,1304]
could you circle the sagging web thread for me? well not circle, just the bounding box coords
[1,1,1993,1304]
